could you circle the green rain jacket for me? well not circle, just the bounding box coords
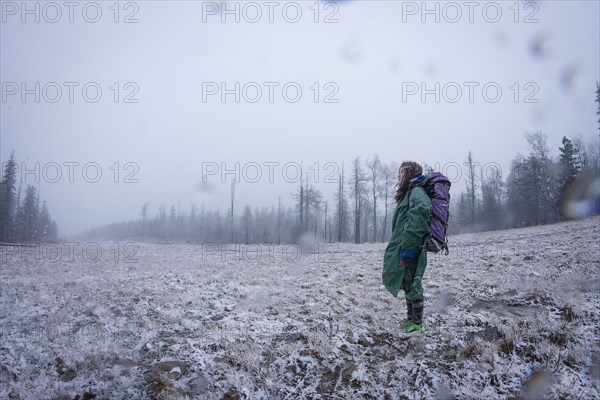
[382,176,432,298]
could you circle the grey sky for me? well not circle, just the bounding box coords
[1,0,599,236]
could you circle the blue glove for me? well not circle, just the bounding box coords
[400,247,419,266]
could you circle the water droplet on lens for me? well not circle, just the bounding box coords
[340,35,363,65]
[495,30,508,48]
[560,172,600,219]
[528,33,551,60]
[558,65,579,93]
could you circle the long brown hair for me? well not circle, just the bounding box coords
[394,161,423,203]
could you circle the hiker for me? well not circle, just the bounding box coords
[382,161,432,334]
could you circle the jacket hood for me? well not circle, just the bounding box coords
[409,174,428,187]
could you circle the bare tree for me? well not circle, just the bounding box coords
[464,151,479,231]
[189,203,196,243]
[586,137,600,173]
[140,202,149,240]
[334,163,349,242]
[479,165,504,230]
[323,200,329,242]
[230,180,235,242]
[295,165,305,232]
[379,161,398,241]
[350,157,367,243]
[158,202,166,239]
[366,154,382,243]
[277,196,282,244]
[169,205,177,239]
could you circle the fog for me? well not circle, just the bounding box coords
[1,0,598,236]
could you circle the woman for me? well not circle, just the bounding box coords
[382,161,432,334]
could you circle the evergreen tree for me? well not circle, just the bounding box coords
[22,185,39,242]
[38,200,52,241]
[506,132,560,227]
[0,151,17,241]
[572,133,590,172]
[526,131,559,224]
[506,155,528,227]
[48,220,58,240]
[557,136,580,194]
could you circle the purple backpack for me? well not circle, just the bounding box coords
[413,172,451,254]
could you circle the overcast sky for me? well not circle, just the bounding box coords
[1,0,599,236]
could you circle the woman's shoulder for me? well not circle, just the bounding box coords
[410,185,431,203]
[410,185,427,195]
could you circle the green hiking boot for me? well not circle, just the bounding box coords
[399,319,413,330]
[403,322,422,334]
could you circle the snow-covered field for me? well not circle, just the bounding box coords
[1,217,599,399]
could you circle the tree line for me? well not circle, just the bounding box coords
[2,135,596,245]
[452,132,599,234]
[81,84,600,244]
[14,84,600,245]
[78,156,402,245]
[0,151,59,243]
[78,132,598,245]
[453,83,600,233]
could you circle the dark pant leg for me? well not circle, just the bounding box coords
[406,250,427,324]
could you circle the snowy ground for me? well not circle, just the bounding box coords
[1,217,599,399]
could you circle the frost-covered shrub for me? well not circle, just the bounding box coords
[498,323,521,355]
[546,323,571,348]
[563,343,587,369]
[560,303,579,322]
[461,337,486,360]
